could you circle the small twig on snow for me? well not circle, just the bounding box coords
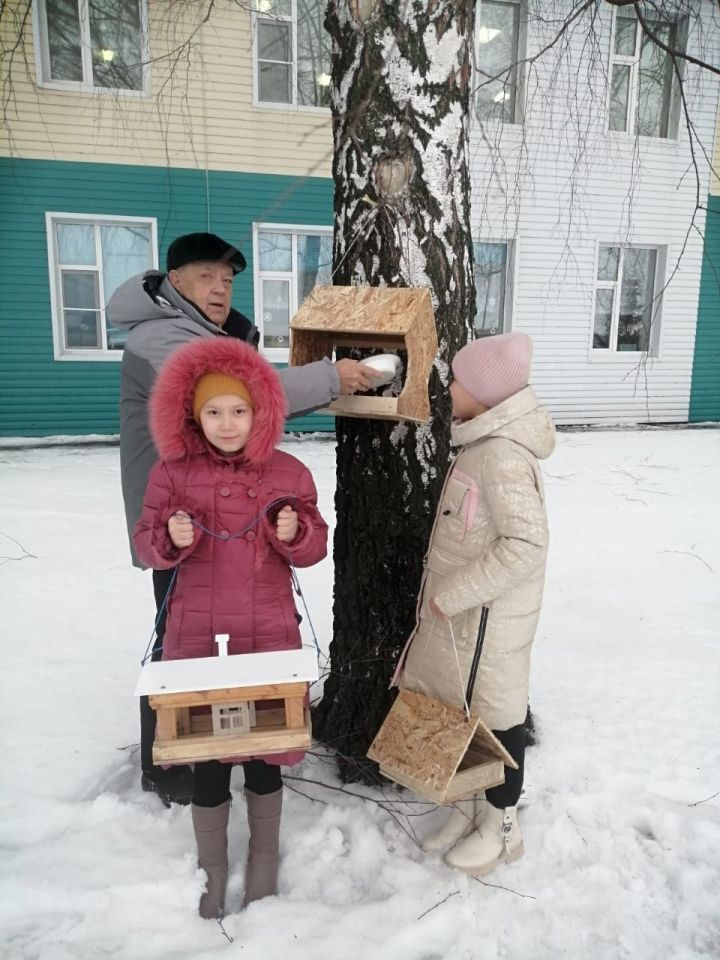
[659,550,714,573]
[284,779,328,805]
[689,791,719,808]
[473,877,537,900]
[283,773,428,846]
[417,890,460,920]
[0,531,37,565]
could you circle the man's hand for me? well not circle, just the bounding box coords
[429,597,451,622]
[334,358,384,395]
[276,505,299,543]
[168,511,194,549]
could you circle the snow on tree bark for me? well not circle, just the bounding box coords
[312,0,477,782]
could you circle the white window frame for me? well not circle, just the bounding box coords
[253,222,333,362]
[251,0,330,112]
[590,242,665,359]
[46,212,158,362]
[33,0,150,96]
[607,6,683,141]
[473,238,516,336]
[474,0,527,126]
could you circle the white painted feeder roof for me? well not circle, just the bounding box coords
[134,647,319,697]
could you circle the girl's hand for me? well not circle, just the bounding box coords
[429,597,450,621]
[168,511,194,548]
[275,505,299,543]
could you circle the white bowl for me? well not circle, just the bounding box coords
[359,353,400,386]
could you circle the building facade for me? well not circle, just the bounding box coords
[1,0,718,436]
[469,0,720,423]
[0,0,337,436]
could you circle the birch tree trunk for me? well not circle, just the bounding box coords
[312,0,477,781]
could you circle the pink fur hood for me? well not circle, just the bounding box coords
[149,337,287,466]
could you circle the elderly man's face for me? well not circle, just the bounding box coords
[168,261,234,325]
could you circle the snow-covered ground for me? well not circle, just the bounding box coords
[1,430,719,960]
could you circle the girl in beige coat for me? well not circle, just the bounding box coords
[393,332,555,876]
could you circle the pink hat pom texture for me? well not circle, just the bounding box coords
[451,332,533,408]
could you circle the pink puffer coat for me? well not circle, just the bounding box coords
[133,337,328,765]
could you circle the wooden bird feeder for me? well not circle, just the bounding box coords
[367,689,518,805]
[134,639,317,766]
[289,285,438,423]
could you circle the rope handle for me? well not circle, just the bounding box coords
[435,605,489,723]
[187,495,299,541]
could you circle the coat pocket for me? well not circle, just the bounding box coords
[439,472,478,541]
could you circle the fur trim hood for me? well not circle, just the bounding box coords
[150,338,287,465]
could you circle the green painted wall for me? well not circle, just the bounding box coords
[0,157,335,436]
[690,195,720,422]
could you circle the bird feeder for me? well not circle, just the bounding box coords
[367,689,518,805]
[134,640,317,766]
[289,285,437,423]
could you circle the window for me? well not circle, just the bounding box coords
[254,225,332,355]
[474,241,512,336]
[35,0,147,92]
[592,245,662,354]
[608,6,685,138]
[47,214,157,359]
[475,0,523,123]
[252,0,331,108]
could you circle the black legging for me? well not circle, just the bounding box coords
[193,759,283,807]
[139,569,176,774]
[485,723,525,809]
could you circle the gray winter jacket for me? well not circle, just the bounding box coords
[107,270,340,567]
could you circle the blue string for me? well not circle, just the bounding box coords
[140,565,178,665]
[140,495,323,666]
[288,556,323,660]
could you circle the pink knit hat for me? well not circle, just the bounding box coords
[452,332,533,408]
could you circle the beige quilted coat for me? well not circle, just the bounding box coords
[395,385,555,731]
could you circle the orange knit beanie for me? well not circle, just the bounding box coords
[192,372,254,421]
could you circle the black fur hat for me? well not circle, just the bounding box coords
[166,232,247,274]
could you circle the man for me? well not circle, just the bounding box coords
[108,232,380,805]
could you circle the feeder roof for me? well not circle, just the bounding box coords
[291,285,432,335]
[135,647,318,697]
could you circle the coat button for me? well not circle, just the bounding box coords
[219,486,231,497]
[219,529,230,540]
[246,530,256,542]
[247,488,257,498]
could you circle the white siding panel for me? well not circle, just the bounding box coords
[470,0,720,424]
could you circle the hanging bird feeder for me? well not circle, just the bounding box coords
[367,689,518,805]
[135,641,317,766]
[289,285,438,423]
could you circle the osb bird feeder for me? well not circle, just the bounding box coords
[367,689,518,805]
[134,639,317,766]
[289,285,438,423]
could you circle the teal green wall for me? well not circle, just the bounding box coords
[0,157,335,436]
[690,195,720,422]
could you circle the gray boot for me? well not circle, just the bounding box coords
[243,787,282,906]
[192,800,230,919]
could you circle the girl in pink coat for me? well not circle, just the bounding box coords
[133,336,328,919]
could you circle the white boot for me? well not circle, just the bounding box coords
[444,804,524,875]
[421,796,483,854]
